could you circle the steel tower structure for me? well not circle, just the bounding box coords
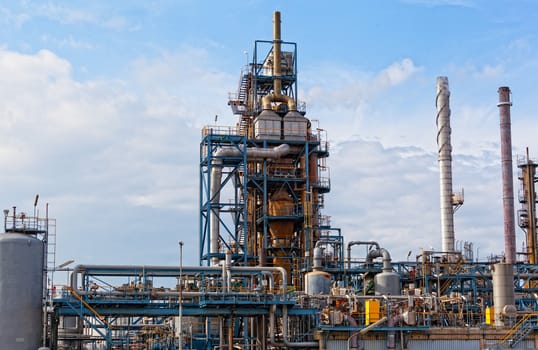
[199,12,340,287]
[517,149,538,263]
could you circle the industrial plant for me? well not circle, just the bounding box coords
[2,11,538,350]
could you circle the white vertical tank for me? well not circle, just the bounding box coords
[492,263,515,327]
[0,232,44,349]
[305,246,331,295]
[305,271,331,295]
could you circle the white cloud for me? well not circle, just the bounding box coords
[0,47,233,265]
[300,58,425,148]
[40,34,94,50]
[447,62,504,80]
[16,2,135,31]
[326,137,507,260]
[373,58,422,90]
[34,3,97,24]
[474,64,504,79]
[0,7,31,28]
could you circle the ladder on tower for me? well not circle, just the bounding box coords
[46,218,57,272]
[304,191,312,230]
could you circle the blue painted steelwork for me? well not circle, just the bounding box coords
[47,11,538,350]
[251,40,298,114]
[199,131,248,265]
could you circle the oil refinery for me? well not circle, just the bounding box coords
[2,11,538,350]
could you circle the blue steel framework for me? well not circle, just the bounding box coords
[52,265,300,349]
[48,12,538,350]
[51,260,538,349]
[199,130,248,265]
[251,40,298,113]
[199,37,336,282]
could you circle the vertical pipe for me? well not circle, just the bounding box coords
[436,76,455,253]
[273,11,282,95]
[498,86,516,264]
[228,317,233,350]
[492,263,515,327]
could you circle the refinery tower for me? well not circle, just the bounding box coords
[4,10,538,350]
[200,11,337,287]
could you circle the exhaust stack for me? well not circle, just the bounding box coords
[436,76,456,253]
[260,11,296,111]
[498,86,516,264]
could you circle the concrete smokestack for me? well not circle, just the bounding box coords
[436,76,455,253]
[498,86,516,264]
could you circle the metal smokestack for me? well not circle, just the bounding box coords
[436,76,455,253]
[498,86,516,264]
[273,11,282,95]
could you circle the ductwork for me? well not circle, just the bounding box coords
[313,238,342,271]
[347,241,380,270]
[498,86,516,264]
[366,248,393,273]
[436,76,455,253]
[210,144,291,265]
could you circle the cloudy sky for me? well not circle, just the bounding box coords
[1,1,537,269]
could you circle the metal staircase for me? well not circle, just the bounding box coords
[237,70,249,101]
[63,287,117,347]
[229,69,250,116]
[498,313,538,348]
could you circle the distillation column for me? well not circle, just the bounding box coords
[498,86,516,264]
[517,148,538,263]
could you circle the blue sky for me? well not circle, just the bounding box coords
[1,0,537,269]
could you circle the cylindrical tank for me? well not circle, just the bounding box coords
[492,263,515,327]
[254,110,281,140]
[267,188,295,277]
[0,232,44,350]
[374,271,400,296]
[283,111,308,141]
[268,188,294,243]
[305,271,331,295]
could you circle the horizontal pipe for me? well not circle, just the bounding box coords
[69,265,287,297]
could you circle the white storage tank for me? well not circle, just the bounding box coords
[305,271,331,295]
[374,271,401,296]
[492,263,515,327]
[0,231,44,350]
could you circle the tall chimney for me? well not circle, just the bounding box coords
[498,86,516,264]
[436,76,455,253]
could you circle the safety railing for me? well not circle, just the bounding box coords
[202,125,241,137]
[257,204,303,220]
[498,312,538,347]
